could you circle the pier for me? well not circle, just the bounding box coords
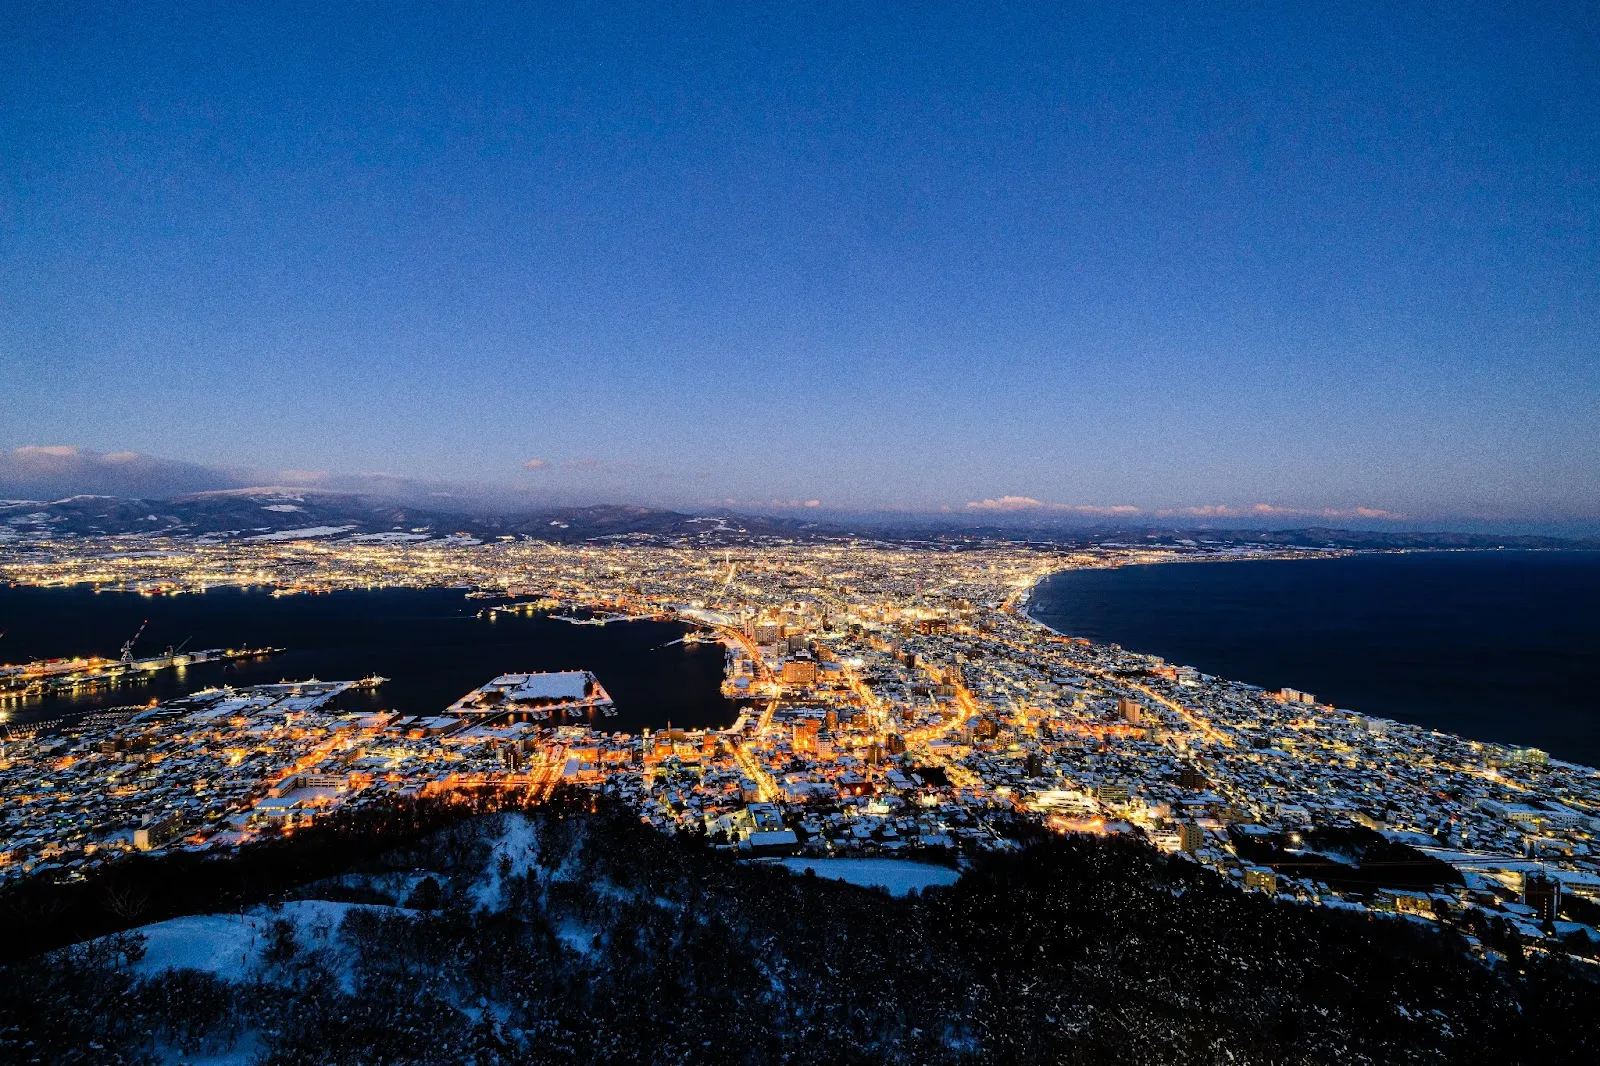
[0,646,285,702]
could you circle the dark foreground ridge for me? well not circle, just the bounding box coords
[2,796,1595,1065]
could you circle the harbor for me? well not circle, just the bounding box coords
[1,641,283,702]
[0,586,734,734]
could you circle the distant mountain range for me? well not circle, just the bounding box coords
[884,522,1600,551]
[0,491,823,545]
[2,490,1596,550]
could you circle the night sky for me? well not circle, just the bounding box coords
[2,4,1596,525]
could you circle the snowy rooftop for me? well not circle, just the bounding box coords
[491,672,591,701]
[450,670,612,714]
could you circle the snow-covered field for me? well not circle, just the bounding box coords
[244,525,356,541]
[115,813,549,987]
[61,819,969,1064]
[111,825,959,990]
[346,531,433,543]
[128,899,404,983]
[774,857,962,896]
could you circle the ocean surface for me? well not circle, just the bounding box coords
[0,586,734,733]
[1027,551,1600,767]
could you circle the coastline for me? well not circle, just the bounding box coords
[1020,550,1598,767]
[1016,545,1358,639]
[1016,578,1068,638]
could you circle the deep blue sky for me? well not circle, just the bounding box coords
[2,3,1596,523]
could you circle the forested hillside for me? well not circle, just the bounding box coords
[2,799,1595,1065]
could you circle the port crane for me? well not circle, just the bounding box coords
[120,620,148,664]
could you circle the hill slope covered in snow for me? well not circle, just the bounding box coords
[3,800,1596,1065]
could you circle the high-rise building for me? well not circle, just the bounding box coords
[792,719,820,752]
[1095,783,1130,806]
[781,659,817,684]
[1524,872,1562,922]
[1179,821,1205,852]
[133,811,184,851]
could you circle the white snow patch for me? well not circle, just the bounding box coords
[470,813,542,910]
[122,900,407,983]
[347,531,433,543]
[773,858,962,896]
[555,920,596,955]
[245,525,356,542]
[129,913,266,981]
[493,672,591,702]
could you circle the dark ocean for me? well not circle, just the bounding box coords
[1027,551,1600,767]
[0,586,734,733]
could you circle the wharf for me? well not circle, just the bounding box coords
[0,646,284,701]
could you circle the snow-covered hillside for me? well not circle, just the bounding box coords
[6,806,1595,1066]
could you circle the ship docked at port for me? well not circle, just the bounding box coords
[0,619,282,702]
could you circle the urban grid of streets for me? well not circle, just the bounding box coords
[2,533,1598,964]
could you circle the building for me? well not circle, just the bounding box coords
[749,622,784,644]
[746,829,801,857]
[792,719,820,752]
[781,659,818,685]
[133,811,184,851]
[1377,889,1435,917]
[1095,783,1131,805]
[1524,872,1562,922]
[1178,821,1205,853]
[447,671,614,721]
